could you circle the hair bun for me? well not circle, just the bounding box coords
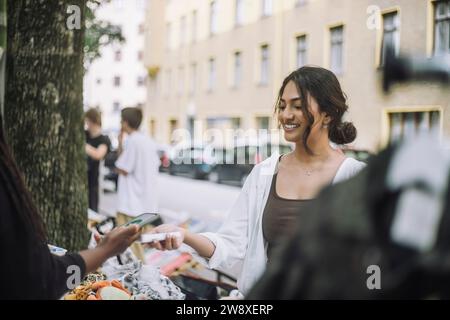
[330,121,356,145]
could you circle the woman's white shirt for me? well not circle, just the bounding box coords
[198,153,366,295]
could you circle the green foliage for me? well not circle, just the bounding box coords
[84,0,125,66]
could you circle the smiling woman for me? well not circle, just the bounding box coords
[144,66,366,297]
[275,66,357,154]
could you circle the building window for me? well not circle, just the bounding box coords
[114,50,122,62]
[190,63,197,95]
[206,117,241,130]
[233,51,242,88]
[295,0,308,7]
[113,101,121,112]
[235,0,244,26]
[296,35,307,68]
[165,69,171,97]
[138,23,145,34]
[434,0,450,56]
[169,119,178,137]
[166,22,172,49]
[178,67,184,95]
[231,117,241,129]
[256,116,270,130]
[137,76,146,86]
[180,16,187,46]
[380,11,400,66]
[388,111,440,144]
[208,58,216,91]
[150,119,156,137]
[261,0,273,17]
[96,78,102,85]
[260,44,269,85]
[210,1,218,36]
[138,51,143,61]
[113,76,121,87]
[330,25,344,74]
[192,10,197,43]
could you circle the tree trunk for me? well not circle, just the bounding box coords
[4,0,89,251]
[0,0,6,118]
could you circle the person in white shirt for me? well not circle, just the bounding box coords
[115,107,160,261]
[146,66,366,296]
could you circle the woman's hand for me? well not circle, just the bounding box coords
[97,225,141,257]
[144,224,186,251]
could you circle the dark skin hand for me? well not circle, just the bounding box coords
[79,225,141,274]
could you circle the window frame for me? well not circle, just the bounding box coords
[261,0,273,17]
[233,51,242,88]
[260,44,270,85]
[379,10,400,67]
[296,34,308,68]
[381,106,443,147]
[235,0,244,27]
[210,0,218,36]
[208,58,216,92]
[433,0,450,55]
[329,25,344,75]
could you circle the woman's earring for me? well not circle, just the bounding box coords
[322,124,329,129]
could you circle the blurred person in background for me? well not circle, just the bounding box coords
[0,114,141,300]
[146,66,366,296]
[85,108,111,212]
[115,107,160,261]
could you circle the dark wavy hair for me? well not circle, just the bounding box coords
[0,115,46,242]
[275,66,357,154]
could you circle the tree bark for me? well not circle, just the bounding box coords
[0,0,6,118]
[4,0,89,251]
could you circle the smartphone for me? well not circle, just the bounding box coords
[121,213,160,228]
[140,232,182,243]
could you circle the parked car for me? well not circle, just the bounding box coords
[168,145,216,179]
[209,143,293,186]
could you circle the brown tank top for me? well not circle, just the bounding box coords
[262,172,312,261]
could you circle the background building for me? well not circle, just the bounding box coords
[144,0,449,152]
[84,0,149,144]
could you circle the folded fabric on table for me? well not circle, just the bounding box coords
[102,261,185,300]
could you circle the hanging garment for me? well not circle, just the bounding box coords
[248,135,450,299]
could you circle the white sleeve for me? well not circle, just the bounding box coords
[116,139,137,174]
[198,173,252,270]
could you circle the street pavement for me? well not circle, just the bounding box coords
[99,172,241,231]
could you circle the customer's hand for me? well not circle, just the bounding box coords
[144,224,185,251]
[97,225,141,257]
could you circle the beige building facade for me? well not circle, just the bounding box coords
[144,0,449,152]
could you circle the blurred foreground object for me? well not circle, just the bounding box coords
[383,46,450,92]
[248,134,450,299]
[0,0,5,119]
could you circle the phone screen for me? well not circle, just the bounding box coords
[123,213,160,228]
